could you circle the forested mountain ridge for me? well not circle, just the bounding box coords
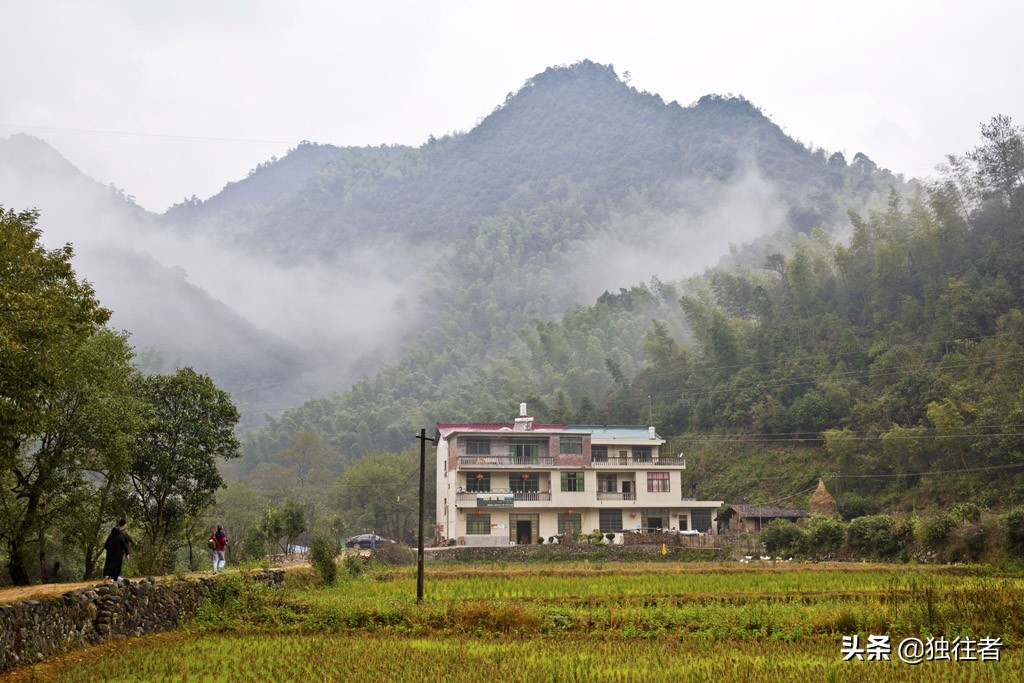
[236,62,904,473]
[2,61,905,483]
[168,61,894,260]
[243,114,1024,522]
[603,117,1024,512]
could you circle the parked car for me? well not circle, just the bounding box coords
[345,534,391,549]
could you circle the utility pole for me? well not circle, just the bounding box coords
[415,428,435,603]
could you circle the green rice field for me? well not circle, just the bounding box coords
[7,561,1023,682]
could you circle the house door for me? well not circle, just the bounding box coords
[509,513,539,545]
[516,520,533,545]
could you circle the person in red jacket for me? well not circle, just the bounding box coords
[209,525,228,573]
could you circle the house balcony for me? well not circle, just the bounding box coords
[456,490,552,506]
[457,455,554,468]
[596,491,637,501]
[591,455,686,468]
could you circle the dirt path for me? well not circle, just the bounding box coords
[0,559,312,605]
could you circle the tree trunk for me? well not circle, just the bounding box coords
[7,492,40,586]
[38,526,48,582]
[7,538,31,585]
[83,551,97,581]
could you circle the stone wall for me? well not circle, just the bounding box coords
[0,570,283,672]
[428,543,729,563]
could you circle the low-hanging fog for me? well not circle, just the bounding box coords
[1,133,810,422]
[0,135,430,416]
[566,170,790,302]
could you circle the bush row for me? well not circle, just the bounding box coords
[760,505,1024,563]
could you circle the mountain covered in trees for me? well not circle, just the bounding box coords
[22,60,1022,532]
[2,61,901,425]
[3,59,1023,576]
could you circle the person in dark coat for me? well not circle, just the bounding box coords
[102,518,132,581]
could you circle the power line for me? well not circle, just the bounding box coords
[673,431,1024,444]
[832,461,1024,480]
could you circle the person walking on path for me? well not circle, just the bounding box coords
[209,525,228,573]
[102,518,132,581]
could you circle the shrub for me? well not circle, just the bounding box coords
[846,515,903,559]
[342,552,369,578]
[760,519,804,557]
[892,517,916,561]
[917,514,957,557]
[951,523,990,563]
[950,502,981,525]
[310,537,340,586]
[838,493,879,521]
[803,515,845,559]
[1003,508,1024,558]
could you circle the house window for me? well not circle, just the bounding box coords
[466,439,490,456]
[597,473,618,493]
[692,509,713,533]
[466,472,490,492]
[509,440,538,464]
[633,446,652,462]
[510,472,539,493]
[599,509,623,533]
[467,513,491,535]
[560,436,583,455]
[557,513,582,535]
[647,472,670,493]
[642,508,669,531]
[592,445,608,462]
[561,471,585,492]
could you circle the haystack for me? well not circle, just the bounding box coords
[809,479,838,516]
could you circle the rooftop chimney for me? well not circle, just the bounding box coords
[648,426,656,439]
[514,403,532,431]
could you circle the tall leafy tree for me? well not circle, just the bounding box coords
[0,329,140,584]
[330,449,427,542]
[127,367,241,573]
[968,115,1024,203]
[0,208,110,471]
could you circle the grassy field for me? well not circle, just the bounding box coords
[6,561,1023,682]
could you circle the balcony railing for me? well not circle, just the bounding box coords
[596,491,637,501]
[591,455,685,467]
[456,490,552,504]
[457,455,553,468]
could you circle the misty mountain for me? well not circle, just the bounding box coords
[1,61,902,448]
[225,62,904,465]
[171,61,890,261]
[0,134,308,417]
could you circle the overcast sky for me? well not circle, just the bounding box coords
[1,0,1021,213]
